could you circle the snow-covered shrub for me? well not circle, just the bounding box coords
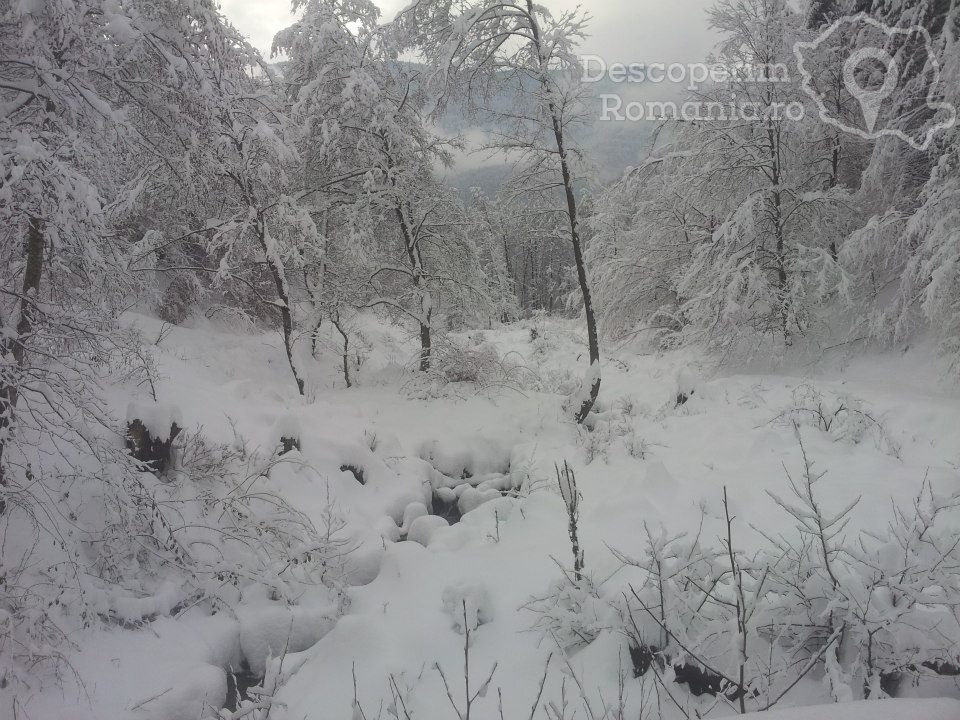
[623,432,651,460]
[761,437,960,699]
[0,567,76,695]
[614,394,644,418]
[576,424,611,465]
[609,511,775,710]
[157,273,201,325]
[433,338,501,384]
[169,442,354,603]
[1,415,353,704]
[774,385,901,457]
[524,575,607,651]
[535,365,579,396]
[175,427,247,484]
[603,433,960,709]
[112,326,166,403]
[409,335,533,396]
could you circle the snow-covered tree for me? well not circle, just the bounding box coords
[587,146,715,342]
[396,0,602,421]
[0,0,354,695]
[677,0,855,350]
[278,1,496,371]
[590,0,858,356]
[836,0,960,367]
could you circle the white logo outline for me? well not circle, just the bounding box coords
[794,13,956,150]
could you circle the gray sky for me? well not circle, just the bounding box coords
[220,0,718,66]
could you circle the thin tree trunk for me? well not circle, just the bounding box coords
[258,212,306,396]
[828,133,841,260]
[307,212,328,358]
[0,217,45,511]
[377,136,432,371]
[392,202,432,371]
[418,315,432,371]
[331,312,352,388]
[767,111,789,345]
[526,0,600,423]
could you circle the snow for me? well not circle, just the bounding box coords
[739,698,960,720]
[441,582,494,633]
[126,401,183,437]
[238,604,338,675]
[132,664,227,720]
[9,313,960,720]
[406,514,449,546]
[400,501,429,533]
[271,413,302,446]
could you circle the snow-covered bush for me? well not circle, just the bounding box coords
[623,431,651,460]
[0,418,351,703]
[576,424,613,465]
[408,335,533,396]
[774,385,901,458]
[157,274,202,326]
[600,433,960,709]
[761,437,960,700]
[524,576,607,651]
[432,338,502,384]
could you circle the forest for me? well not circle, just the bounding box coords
[2,0,960,719]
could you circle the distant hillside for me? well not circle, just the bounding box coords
[439,75,664,194]
[272,61,665,193]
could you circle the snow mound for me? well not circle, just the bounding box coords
[407,515,449,546]
[441,582,494,634]
[132,663,225,720]
[238,605,338,675]
[457,486,503,516]
[400,501,429,533]
[272,413,302,446]
[418,436,512,481]
[126,402,183,437]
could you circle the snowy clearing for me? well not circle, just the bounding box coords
[8,314,959,720]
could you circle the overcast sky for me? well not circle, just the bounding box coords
[219,0,719,66]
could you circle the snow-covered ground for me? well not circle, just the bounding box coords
[12,314,960,720]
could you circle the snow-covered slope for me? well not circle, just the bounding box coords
[11,314,960,720]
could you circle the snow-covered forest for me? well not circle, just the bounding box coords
[2,0,960,718]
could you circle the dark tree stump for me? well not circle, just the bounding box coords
[126,418,182,474]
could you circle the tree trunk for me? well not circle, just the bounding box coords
[0,217,45,511]
[331,313,352,388]
[526,0,600,423]
[828,133,841,260]
[393,202,432,371]
[307,212,328,358]
[258,212,305,396]
[767,114,790,345]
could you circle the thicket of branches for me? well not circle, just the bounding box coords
[524,433,960,716]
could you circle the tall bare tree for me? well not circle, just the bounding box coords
[396,0,601,421]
